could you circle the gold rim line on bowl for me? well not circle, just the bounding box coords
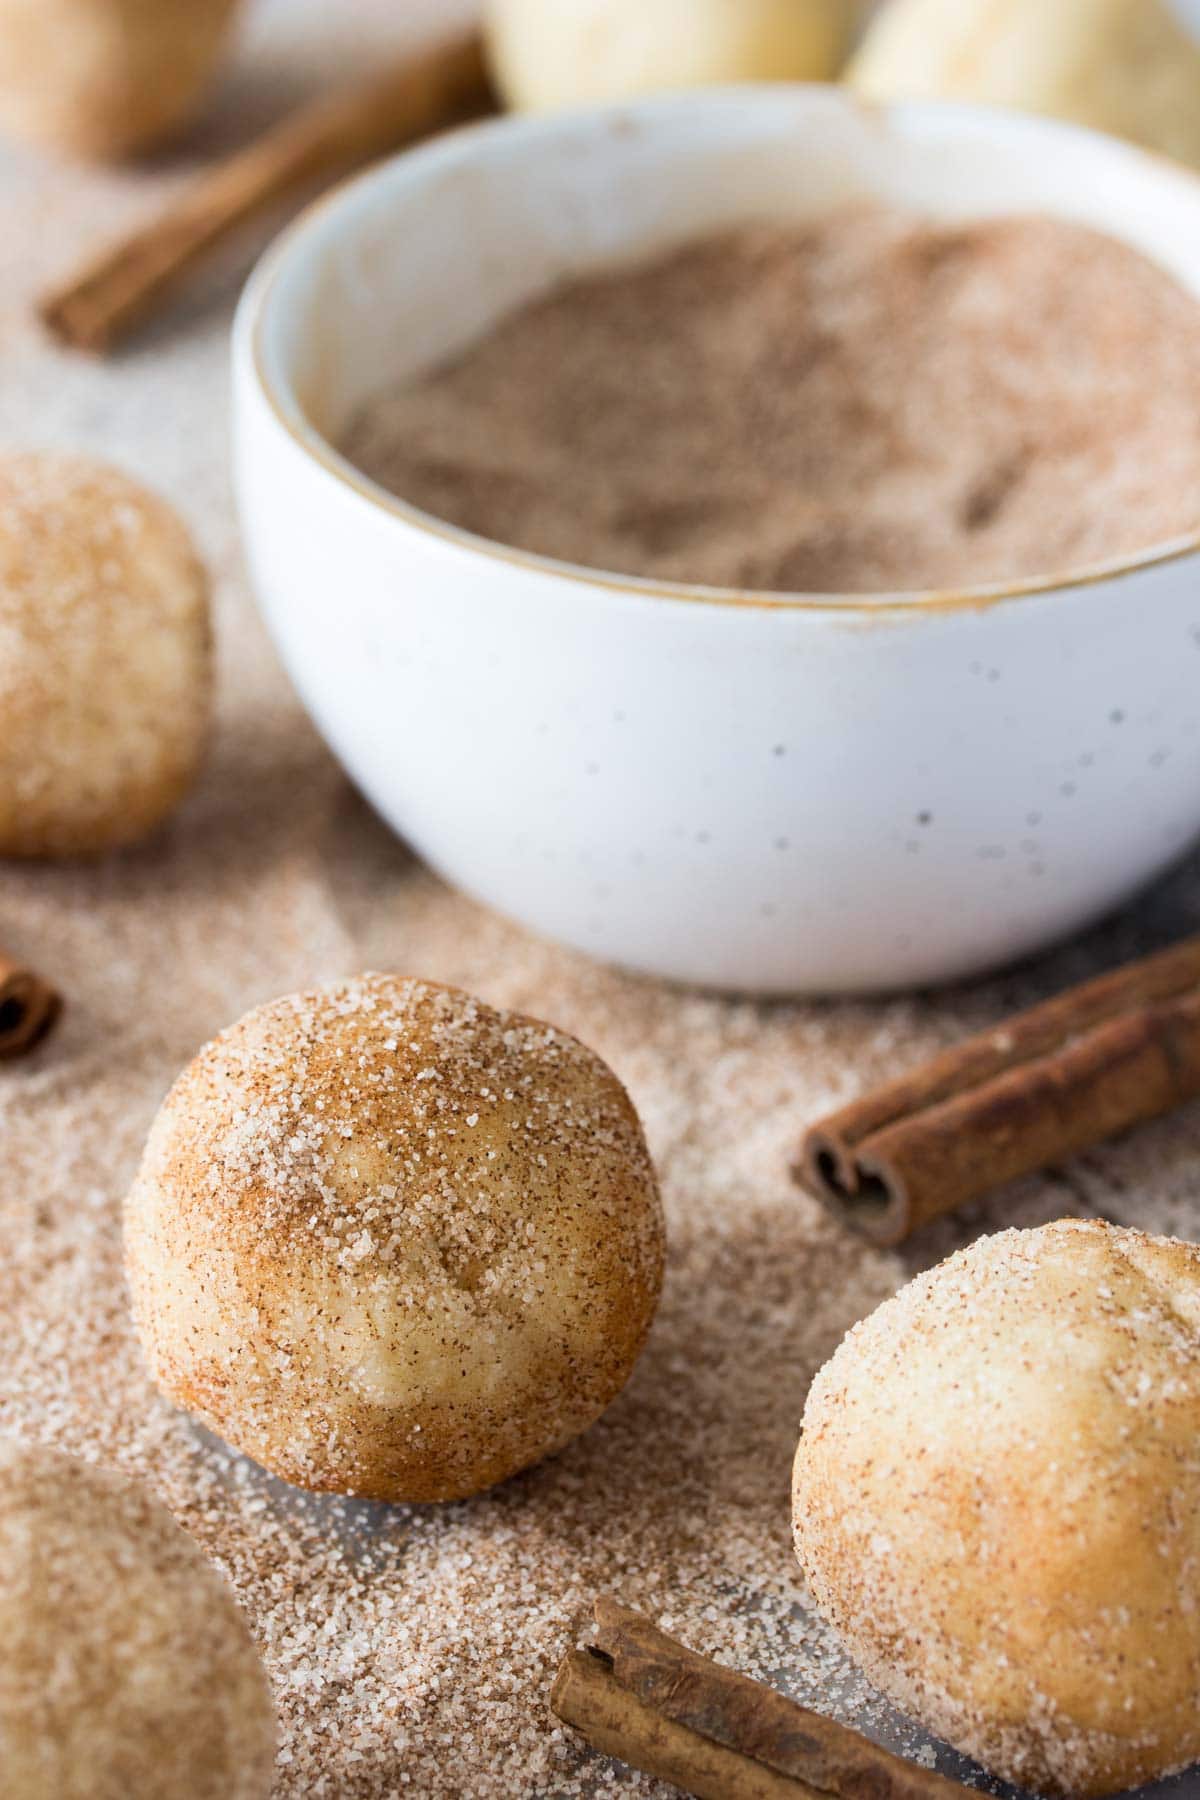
[243,89,1200,620]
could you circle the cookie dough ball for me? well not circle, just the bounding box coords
[0,0,241,161]
[485,0,858,113]
[125,974,666,1503]
[793,1220,1200,1797]
[0,455,211,857]
[0,1440,275,1800]
[848,0,1200,171]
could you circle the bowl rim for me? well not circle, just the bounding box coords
[238,85,1200,618]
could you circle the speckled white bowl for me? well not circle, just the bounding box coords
[233,88,1200,995]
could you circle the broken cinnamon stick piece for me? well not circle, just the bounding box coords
[798,934,1200,1246]
[0,953,61,1059]
[39,27,494,354]
[551,1598,975,1800]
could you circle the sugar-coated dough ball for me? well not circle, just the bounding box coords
[125,974,666,1503]
[485,0,856,113]
[0,455,211,857]
[0,1440,275,1800]
[793,1220,1200,1797]
[0,0,241,160]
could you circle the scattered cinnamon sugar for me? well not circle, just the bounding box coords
[342,207,1200,595]
[7,741,1200,1796]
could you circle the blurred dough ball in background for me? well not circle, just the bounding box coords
[849,0,1200,169]
[0,0,242,161]
[485,0,861,112]
[0,454,211,859]
[0,1440,276,1800]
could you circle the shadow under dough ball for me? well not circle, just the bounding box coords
[0,454,212,858]
[792,1219,1200,1798]
[124,973,666,1503]
[0,1440,275,1800]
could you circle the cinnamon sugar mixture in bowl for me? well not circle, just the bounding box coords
[342,205,1200,595]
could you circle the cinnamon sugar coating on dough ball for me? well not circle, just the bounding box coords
[125,974,666,1503]
[0,454,211,857]
[0,1440,275,1800]
[793,1219,1200,1798]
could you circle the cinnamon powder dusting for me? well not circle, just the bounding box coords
[343,208,1200,595]
[7,775,1200,1796]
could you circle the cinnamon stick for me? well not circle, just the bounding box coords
[798,934,1200,1246]
[39,27,495,354]
[551,1598,974,1800]
[0,952,61,1059]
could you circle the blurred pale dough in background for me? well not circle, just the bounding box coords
[0,0,242,161]
[850,0,1200,168]
[485,0,862,112]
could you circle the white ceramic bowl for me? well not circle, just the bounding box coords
[233,88,1200,996]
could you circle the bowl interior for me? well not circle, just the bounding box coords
[252,87,1200,567]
